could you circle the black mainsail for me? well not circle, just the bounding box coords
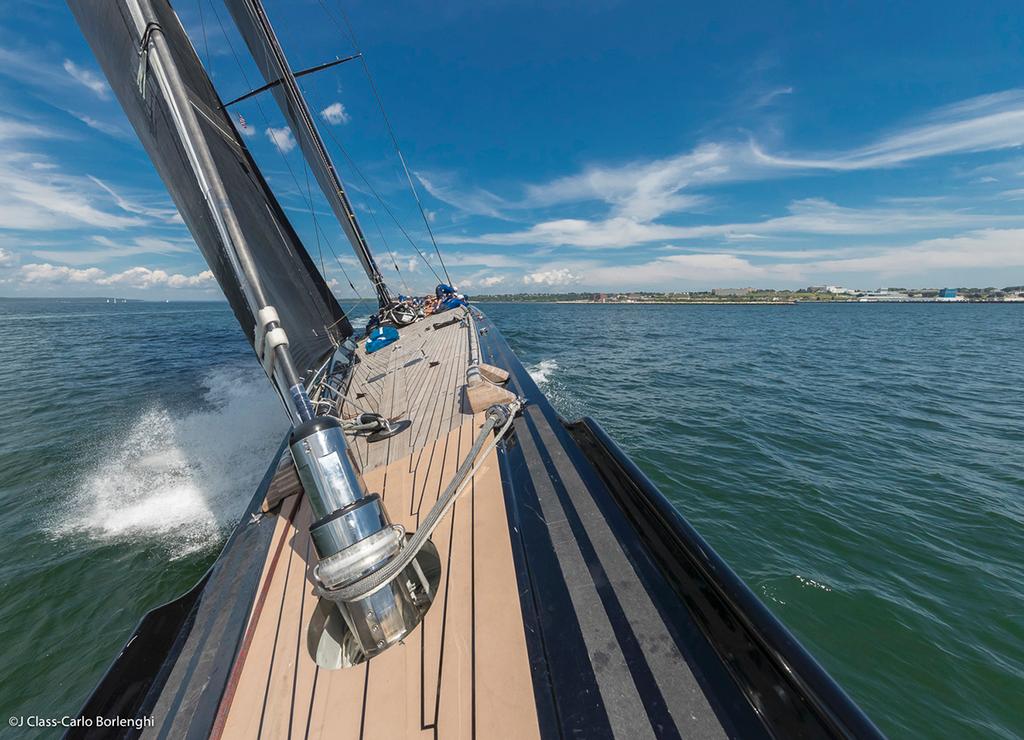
[222,0,394,309]
[67,0,351,417]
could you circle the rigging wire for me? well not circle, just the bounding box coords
[303,157,328,277]
[365,206,413,296]
[205,0,372,316]
[196,0,211,70]
[317,120,445,285]
[318,0,454,287]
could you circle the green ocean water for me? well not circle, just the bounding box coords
[0,298,1021,738]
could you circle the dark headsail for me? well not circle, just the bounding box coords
[67,0,351,407]
[222,0,394,309]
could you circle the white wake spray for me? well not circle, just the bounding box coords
[527,359,558,386]
[53,366,287,559]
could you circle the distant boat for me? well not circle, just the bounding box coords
[66,1,881,737]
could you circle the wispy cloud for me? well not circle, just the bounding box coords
[431,88,1024,254]
[30,235,193,265]
[62,59,110,100]
[416,171,511,219]
[0,153,144,230]
[87,177,180,222]
[68,111,127,139]
[751,90,1024,171]
[753,86,794,108]
[440,198,1024,249]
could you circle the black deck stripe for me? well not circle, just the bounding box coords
[357,662,370,739]
[514,413,653,739]
[495,442,577,739]
[522,410,682,740]
[479,328,608,739]
[470,471,477,740]
[477,314,764,739]
[429,422,463,734]
[303,667,318,740]
[505,431,619,737]
[413,326,461,517]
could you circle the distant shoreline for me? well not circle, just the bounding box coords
[553,299,797,305]
[473,298,1021,305]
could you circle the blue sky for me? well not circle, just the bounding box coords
[2,0,1024,298]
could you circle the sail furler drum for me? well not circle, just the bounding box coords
[290,416,437,665]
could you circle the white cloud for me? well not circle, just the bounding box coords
[523,143,725,221]
[18,262,214,289]
[582,253,789,288]
[319,102,350,125]
[523,268,579,286]
[808,228,1024,277]
[20,263,105,284]
[236,119,257,137]
[0,247,15,266]
[266,127,296,153]
[62,59,110,99]
[515,228,1024,290]
[479,275,504,287]
[98,266,214,289]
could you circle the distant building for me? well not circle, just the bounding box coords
[712,287,752,297]
[937,288,963,301]
[824,285,858,295]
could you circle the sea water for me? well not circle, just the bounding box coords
[0,298,1020,738]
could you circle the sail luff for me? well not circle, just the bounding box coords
[222,0,394,309]
[67,0,351,421]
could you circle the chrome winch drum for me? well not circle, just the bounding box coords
[290,416,434,661]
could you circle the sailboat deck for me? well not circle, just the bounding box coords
[341,313,472,473]
[213,312,539,739]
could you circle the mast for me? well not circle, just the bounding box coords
[223,0,394,309]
